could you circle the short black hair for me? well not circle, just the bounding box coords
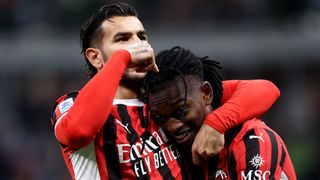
[80,2,138,78]
[144,46,223,110]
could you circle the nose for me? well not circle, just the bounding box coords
[132,35,143,43]
[165,118,183,134]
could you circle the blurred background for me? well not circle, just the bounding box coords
[0,0,319,179]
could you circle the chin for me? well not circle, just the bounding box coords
[120,72,145,88]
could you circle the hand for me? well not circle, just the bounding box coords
[191,124,224,165]
[123,42,159,73]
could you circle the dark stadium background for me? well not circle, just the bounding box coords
[0,0,319,179]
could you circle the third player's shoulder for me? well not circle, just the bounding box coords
[227,118,267,145]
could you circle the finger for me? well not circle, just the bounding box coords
[192,151,201,165]
[136,63,155,72]
[192,142,201,165]
[152,63,159,73]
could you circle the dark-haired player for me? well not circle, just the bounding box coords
[145,46,296,180]
[51,2,281,179]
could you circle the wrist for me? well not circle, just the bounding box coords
[203,113,226,134]
[113,49,132,65]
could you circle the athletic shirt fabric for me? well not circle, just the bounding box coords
[206,119,296,180]
[52,94,188,179]
[50,50,281,179]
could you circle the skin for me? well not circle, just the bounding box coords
[149,77,214,148]
[84,15,223,163]
[85,16,158,99]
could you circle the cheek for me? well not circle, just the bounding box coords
[101,44,122,58]
[185,109,203,127]
[190,104,205,126]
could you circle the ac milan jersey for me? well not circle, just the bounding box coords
[206,119,296,180]
[52,92,188,180]
[50,49,281,179]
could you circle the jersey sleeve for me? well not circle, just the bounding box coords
[52,50,131,148]
[203,80,280,134]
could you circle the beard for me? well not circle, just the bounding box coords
[120,70,144,92]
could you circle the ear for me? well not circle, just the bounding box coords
[200,81,213,105]
[85,48,105,70]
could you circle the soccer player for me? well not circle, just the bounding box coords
[51,3,281,180]
[145,46,297,180]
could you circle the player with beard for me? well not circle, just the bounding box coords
[51,3,281,180]
[145,46,296,180]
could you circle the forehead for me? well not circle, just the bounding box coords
[150,82,184,107]
[149,77,200,112]
[101,16,145,38]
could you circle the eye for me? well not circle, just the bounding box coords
[151,114,168,125]
[173,105,189,120]
[139,35,147,41]
[115,37,129,42]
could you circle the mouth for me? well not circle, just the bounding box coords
[172,129,194,144]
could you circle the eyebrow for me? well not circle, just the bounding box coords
[151,93,182,106]
[113,30,147,39]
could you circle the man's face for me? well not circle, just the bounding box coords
[149,78,212,146]
[100,16,148,80]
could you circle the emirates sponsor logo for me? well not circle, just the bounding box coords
[117,128,181,177]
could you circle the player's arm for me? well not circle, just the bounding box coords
[52,50,131,148]
[52,43,157,149]
[204,80,280,133]
[192,79,280,164]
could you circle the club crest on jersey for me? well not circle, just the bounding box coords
[59,98,74,114]
[215,169,228,180]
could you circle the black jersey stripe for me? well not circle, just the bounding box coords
[138,106,147,128]
[243,129,260,173]
[117,105,140,145]
[176,150,190,180]
[266,129,278,179]
[280,145,286,168]
[207,156,219,180]
[51,112,57,126]
[225,125,242,180]
[228,151,237,180]
[103,115,122,180]
[118,105,151,180]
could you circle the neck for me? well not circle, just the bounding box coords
[115,83,141,99]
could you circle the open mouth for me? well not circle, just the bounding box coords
[173,129,193,144]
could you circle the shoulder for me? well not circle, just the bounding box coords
[51,91,79,125]
[55,91,79,105]
[228,119,280,175]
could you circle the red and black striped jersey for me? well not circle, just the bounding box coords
[206,119,296,180]
[50,49,281,179]
[52,93,189,180]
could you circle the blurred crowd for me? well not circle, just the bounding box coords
[0,0,319,179]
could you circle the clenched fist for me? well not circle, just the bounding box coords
[192,124,224,165]
[123,42,159,73]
